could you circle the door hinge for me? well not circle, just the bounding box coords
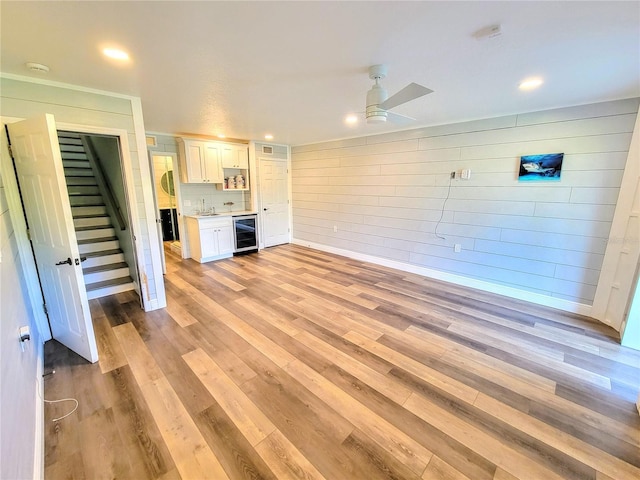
[43,303,48,316]
[26,229,31,240]
[7,144,13,157]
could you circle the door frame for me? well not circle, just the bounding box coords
[148,151,182,274]
[57,122,144,305]
[254,148,292,249]
[2,116,154,329]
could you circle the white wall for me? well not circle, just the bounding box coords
[291,98,639,311]
[90,135,139,287]
[0,76,164,309]
[0,166,43,480]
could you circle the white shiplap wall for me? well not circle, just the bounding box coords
[291,98,639,308]
[0,167,42,479]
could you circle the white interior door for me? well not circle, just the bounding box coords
[259,158,290,247]
[8,114,98,363]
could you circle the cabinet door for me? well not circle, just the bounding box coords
[217,223,235,255]
[221,145,236,168]
[235,146,249,169]
[203,143,223,183]
[221,145,249,169]
[184,141,206,183]
[199,227,218,257]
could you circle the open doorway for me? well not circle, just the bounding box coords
[149,152,183,272]
[58,130,140,301]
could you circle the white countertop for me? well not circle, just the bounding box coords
[184,210,257,219]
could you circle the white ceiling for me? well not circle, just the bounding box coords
[1,1,639,146]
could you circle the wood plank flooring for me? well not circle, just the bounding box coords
[44,244,640,480]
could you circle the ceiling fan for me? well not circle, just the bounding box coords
[364,64,433,124]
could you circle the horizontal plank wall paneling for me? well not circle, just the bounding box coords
[291,98,640,309]
[0,164,44,479]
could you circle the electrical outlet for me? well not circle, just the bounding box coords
[333,225,338,233]
[454,244,462,253]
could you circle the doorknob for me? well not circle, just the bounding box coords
[56,257,72,266]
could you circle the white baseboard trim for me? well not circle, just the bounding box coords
[33,340,44,480]
[292,238,593,317]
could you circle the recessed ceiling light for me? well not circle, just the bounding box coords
[519,77,543,90]
[264,134,274,140]
[217,134,226,139]
[25,62,50,73]
[345,114,358,124]
[103,47,130,61]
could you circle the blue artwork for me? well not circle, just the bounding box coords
[518,153,563,182]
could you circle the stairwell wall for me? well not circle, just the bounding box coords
[91,136,139,288]
[0,76,165,310]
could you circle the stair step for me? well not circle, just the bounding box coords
[76,227,116,241]
[68,185,100,196]
[83,261,129,274]
[69,195,104,207]
[86,277,136,300]
[58,138,83,147]
[61,144,85,152]
[82,250,125,268]
[58,131,81,138]
[63,159,91,169]
[65,177,97,186]
[72,205,108,217]
[78,235,117,245]
[78,238,120,254]
[73,216,111,229]
[60,153,87,161]
[64,167,94,177]
[83,264,131,284]
[75,221,112,231]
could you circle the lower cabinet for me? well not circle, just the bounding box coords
[185,216,234,263]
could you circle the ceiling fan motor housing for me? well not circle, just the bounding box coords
[366,83,388,123]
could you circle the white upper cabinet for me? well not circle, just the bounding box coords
[177,138,224,183]
[221,144,249,169]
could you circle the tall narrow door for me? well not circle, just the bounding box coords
[8,114,98,363]
[259,158,290,247]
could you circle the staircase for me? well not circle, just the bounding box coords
[58,132,136,300]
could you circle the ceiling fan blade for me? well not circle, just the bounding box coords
[379,83,433,110]
[387,111,416,125]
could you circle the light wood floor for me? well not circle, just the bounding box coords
[44,244,640,479]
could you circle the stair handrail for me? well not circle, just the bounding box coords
[80,136,127,231]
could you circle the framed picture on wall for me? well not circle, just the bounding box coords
[518,153,564,182]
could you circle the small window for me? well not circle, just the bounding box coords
[262,145,273,154]
[146,136,157,147]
